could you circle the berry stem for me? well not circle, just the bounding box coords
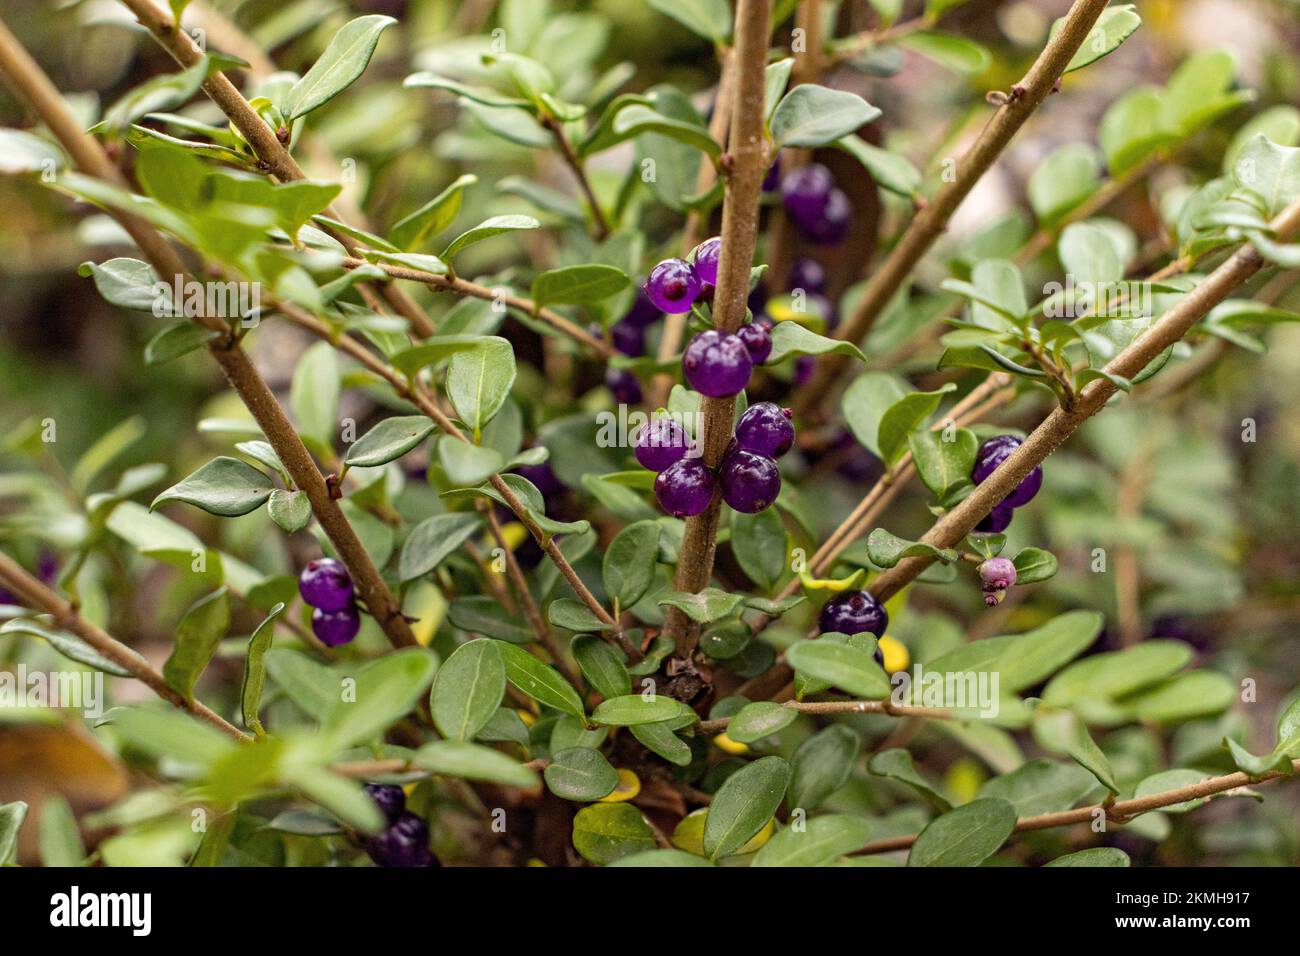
[662,0,772,658]
[793,0,1115,419]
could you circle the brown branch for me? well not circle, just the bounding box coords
[662,0,772,657]
[795,0,1114,418]
[0,16,419,651]
[540,114,611,240]
[855,756,1300,856]
[0,553,249,741]
[698,696,953,734]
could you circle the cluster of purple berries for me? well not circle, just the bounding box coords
[782,163,850,246]
[363,783,438,867]
[634,402,794,518]
[298,557,361,647]
[970,435,1043,534]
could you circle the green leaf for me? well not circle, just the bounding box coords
[789,725,859,810]
[0,802,29,866]
[282,15,397,120]
[102,54,234,132]
[835,134,921,197]
[841,371,907,458]
[145,322,218,366]
[430,640,505,741]
[290,342,339,456]
[267,489,311,533]
[630,721,693,766]
[151,456,274,517]
[770,86,880,150]
[978,758,1098,816]
[703,756,791,860]
[413,740,539,788]
[545,747,619,801]
[728,702,797,744]
[907,798,1016,866]
[993,610,1104,693]
[345,415,436,468]
[548,597,612,632]
[572,634,632,699]
[0,128,63,174]
[1045,847,1131,867]
[767,321,866,365]
[163,588,230,702]
[327,648,438,748]
[239,602,284,735]
[1043,639,1192,707]
[1059,221,1123,285]
[607,848,714,867]
[77,257,163,311]
[38,796,85,868]
[263,649,337,723]
[751,814,873,867]
[868,749,953,812]
[497,641,586,721]
[441,214,540,262]
[1036,709,1119,793]
[111,705,236,766]
[603,520,661,610]
[0,618,132,677]
[1128,671,1235,723]
[1029,144,1103,224]
[656,587,743,624]
[446,336,517,435]
[1011,547,1058,584]
[591,695,695,726]
[388,174,477,251]
[286,768,385,835]
[438,439,506,486]
[1223,737,1294,778]
[398,513,482,582]
[730,508,787,592]
[390,335,494,377]
[572,803,656,864]
[898,31,991,74]
[865,528,957,569]
[611,104,720,157]
[1057,4,1142,73]
[646,0,732,43]
[1132,769,1212,813]
[787,639,890,699]
[908,427,979,499]
[531,264,630,308]
[1232,133,1300,216]
[876,384,957,466]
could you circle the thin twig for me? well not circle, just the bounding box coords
[540,114,611,240]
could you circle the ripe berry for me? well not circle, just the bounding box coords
[691,236,722,286]
[611,319,645,356]
[0,588,15,606]
[606,367,643,405]
[311,605,361,647]
[734,402,794,458]
[737,321,772,364]
[514,461,564,498]
[788,257,826,294]
[802,187,851,245]
[645,258,701,314]
[781,163,834,226]
[719,449,781,513]
[818,590,888,638]
[634,418,692,472]
[369,811,437,868]
[683,329,753,397]
[979,556,1017,607]
[299,557,353,611]
[623,289,662,328]
[794,355,815,385]
[762,155,782,192]
[975,502,1014,534]
[654,458,716,518]
[972,435,1042,507]
[363,783,407,825]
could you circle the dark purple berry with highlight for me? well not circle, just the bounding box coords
[734,402,794,458]
[781,163,834,227]
[818,590,888,638]
[975,502,1015,534]
[972,435,1042,507]
[606,368,643,405]
[363,783,407,825]
[645,258,701,314]
[624,289,662,327]
[802,187,851,245]
[654,458,716,518]
[312,605,361,647]
[611,319,645,356]
[683,329,753,398]
[299,557,354,611]
[719,449,781,514]
[737,321,772,364]
[634,418,692,472]
[691,236,721,286]
[368,812,437,868]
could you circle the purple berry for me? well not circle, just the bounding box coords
[645,258,701,314]
[788,257,826,294]
[606,368,643,405]
[683,329,753,398]
[781,163,834,227]
[793,355,815,385]
[369,812,437,868]
[736,321,772,364]
[37,550,58,584]
[818,590,888,638]
[762,154,782,192]
[0,588,16,606]
[654,459,716,518]
[515,460,564,497]
[299,557,353,611]
[802,187,851,245]
[312,604,361,647]
[363,783,406,824]
[734,402,795,458]
[979,556,1018,607]
[634,418,692,472]
[975,502,1014,534]
[691,236,722,286]
[623,289,662,328]
[719,449,781,514]
[972,435,1042,507]
[611,319,645,356]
